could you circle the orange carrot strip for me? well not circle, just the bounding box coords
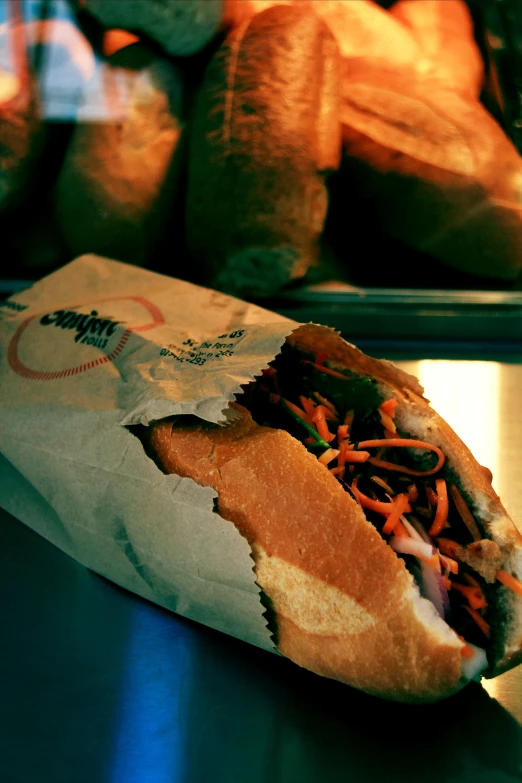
[303,437,315,446]
[379,399,398,417]
[337,424,349,442]
[451,583,487,611]
[343,450,370,463]
[429,479,449,537]
[496,570,522,597]
[318,448,340,466]
[299,396,315,418]
[426,486,438,507]
[356,438,445,477]
[313,392,337,416]
[436,538,460,558]
[303,361,347,380]
[312,406,335,443]
[464,607,491,638]
[351,477,397,517]
[443,576,452,590]
[379,411,397,434]
[383,494,411,535]
[283,399,313,425]
[344,410,354,427]
[315,351,327,366]
[269,393,281,404]
[393,520,410,538]
[407,484,419,503]
[449,485,482,542]
[439,554,459,575]
[329,466,345,477]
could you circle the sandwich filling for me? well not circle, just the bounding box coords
[239,346,522,676]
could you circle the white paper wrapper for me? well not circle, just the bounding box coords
[0,255,300,651]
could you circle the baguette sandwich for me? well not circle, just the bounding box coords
[147,326,522,702]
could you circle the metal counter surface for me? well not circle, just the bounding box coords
[2,349,522,783]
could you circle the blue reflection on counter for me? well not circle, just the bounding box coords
[110,603,192,783]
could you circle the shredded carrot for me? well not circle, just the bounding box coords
[407,484,419,503]
[303,360,347,380]
[282,399,313,425]
[299,396,315,418]
[355,438,445,477]
[344,410,354,427]
[449,485,482,542]
[303,437,315,446]
[330,466,345,477]
[439,554,459,575]
[496,570,522,597]
[337,424,349,442]
[464,607,491,638]
[429,479,449,537]
[379,399,398,417]
[426,486,438,507]
[318,448,340,466]
[351,477,398,517]
[315,351,328,366]
[393,520,410,538]
[457,636,474,658]
[436,538,460,558]
[451,583,487,611]
[343,450,370,464]
[312,406,335,443]
[379,411,397,434]
[270,393,281,404]
[313,392,337,416]
[383,494,411,535]
[443,576,452,590]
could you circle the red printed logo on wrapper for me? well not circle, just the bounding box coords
[8,296,165,381]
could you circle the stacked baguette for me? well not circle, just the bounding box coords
[3,0,522,286]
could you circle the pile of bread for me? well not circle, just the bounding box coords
[2,0,522,294]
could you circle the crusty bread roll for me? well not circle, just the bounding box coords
[341,65,522,280]
[54,43,185,268]
[0,12,43,213]
[224,0,418,67]
[390,0,484,99]
[147,325,522,702]
[78,0,224,57]
[186,4,341,297]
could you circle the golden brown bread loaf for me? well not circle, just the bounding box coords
[186,4,341,296]
[147,325,522,701]
[224,0,418,67]
[390,0,484,99]
[0,12,43,214]
[54,44,185,268]
[341,66,522,279]
[78,0,224,57]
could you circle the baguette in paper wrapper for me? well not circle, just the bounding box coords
[0,255,297,652]
[3,255,522,702]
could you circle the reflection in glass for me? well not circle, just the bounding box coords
[109,604,192,783]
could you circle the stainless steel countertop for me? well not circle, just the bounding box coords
[3,348,522,783]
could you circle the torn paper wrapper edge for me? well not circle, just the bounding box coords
[0,255,304,655]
